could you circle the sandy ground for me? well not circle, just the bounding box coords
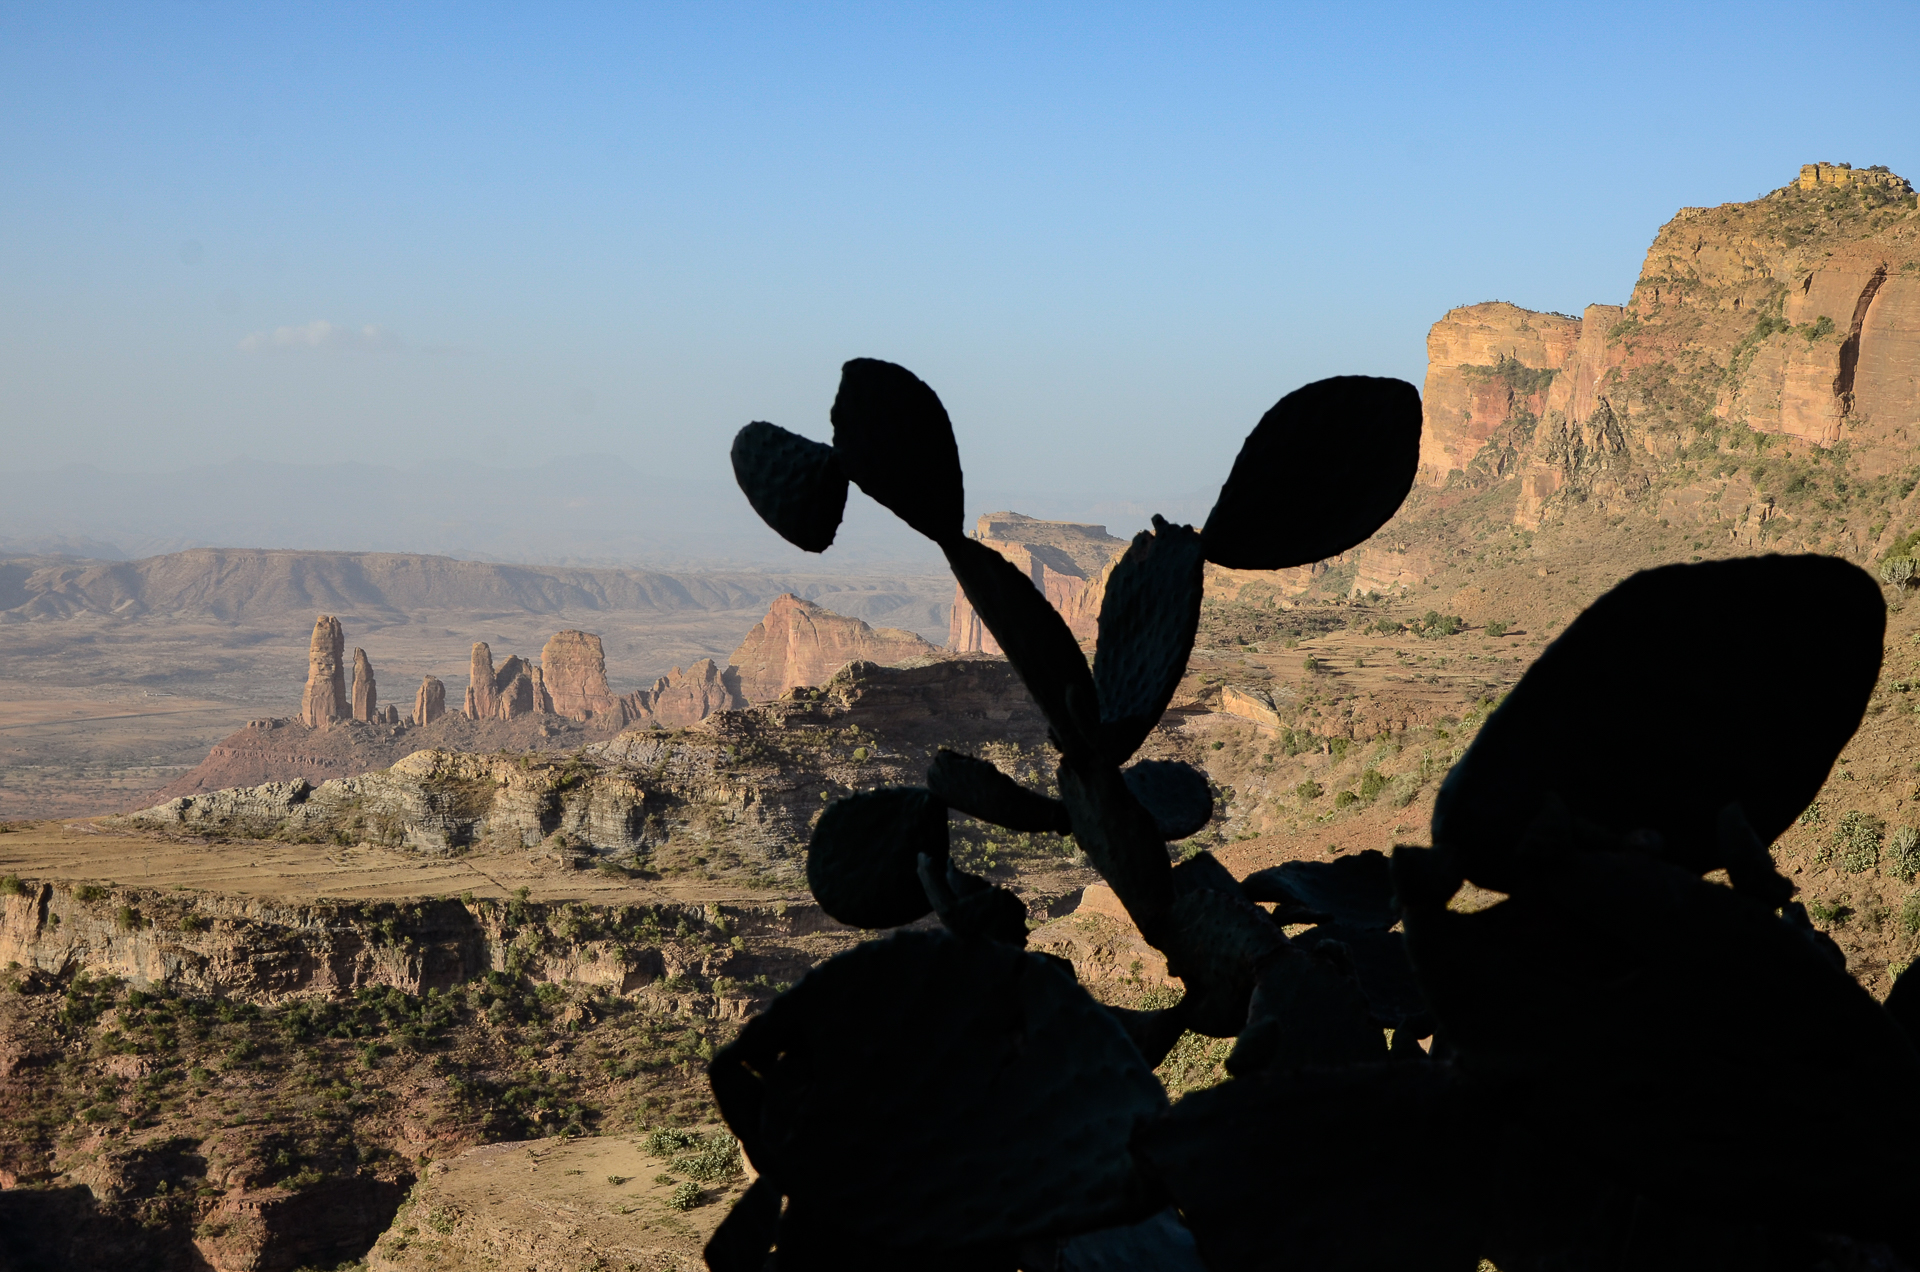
[0,684,261,821]
[370,1129,750,1271]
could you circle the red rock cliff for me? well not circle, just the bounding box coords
[1412,163,1920,550]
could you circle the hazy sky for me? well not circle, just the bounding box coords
[5,2,1918,508]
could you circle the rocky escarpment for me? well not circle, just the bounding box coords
[1398,163,1920,580]
[0,863,855,1272]
[150,594,987,809]
[126,655,1052,882]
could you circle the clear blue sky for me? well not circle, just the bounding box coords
[5,1,1917,508]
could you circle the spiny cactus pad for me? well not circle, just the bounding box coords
[1240,848,1398,929]
[805,787,949,929]
[829,357,965,543]
[1432,554,1884,891]
[711,931,1168,1254]
[1201,375,1421,571]
[728,420,849,553]
[1094,519,1207,763]
[1120,759,1214,841]
[926,748,1072,834]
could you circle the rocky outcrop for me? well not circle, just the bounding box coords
[413,676,445,727]
[727,593,938,702]
[493,656,536,721]
[299,617,348,730]
[465,645,542,721]
[1414,163,1920,539]
[620,659,742,728]
[129,657,1049,865]
[948,513,1129,651]
[351,648,378,723]
[539,630,618,720]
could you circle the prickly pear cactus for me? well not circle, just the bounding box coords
[712,357,1920,1271]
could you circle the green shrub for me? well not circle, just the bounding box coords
[1302,655,1319,672]
[669,1181,703,1210]
[1357,770,1388,802]
[75,884,108,903]
[0,876,24,897]
[179,913,210,934]
[1903,895,1920,937]
[1888,826,1920,881]
[1484,620,1509,638]
[1334,791,1357,809]
[1828,811,1885,874]
[1294,780,1323,802]
[1808,898,1851,925]
[114,906,139,932]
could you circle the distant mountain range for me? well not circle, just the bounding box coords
[0,455,1217,570]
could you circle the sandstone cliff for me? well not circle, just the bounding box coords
[727,593,938,702]
[1406,162,1920,568]
[299,617,348,729]
[947,512,1129,651]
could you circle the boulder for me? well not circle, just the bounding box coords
[728,594,939,703]
[299,616,349,730]
[351,648,378,723]
[541,630,619,719]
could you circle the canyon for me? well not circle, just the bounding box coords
[6,162,1920,1269]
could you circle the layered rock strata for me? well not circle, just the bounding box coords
[299,617,348,729]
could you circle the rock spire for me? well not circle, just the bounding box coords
[351,648,377,723]
[299,616,348,729]
[465,643,497,720]
[414,676,446,726]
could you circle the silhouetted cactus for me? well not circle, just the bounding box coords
[715,358,1920,1270]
